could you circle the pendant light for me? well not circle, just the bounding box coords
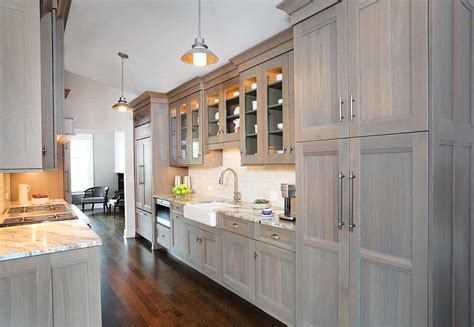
[112,52,132,112]
[181,0,218,67]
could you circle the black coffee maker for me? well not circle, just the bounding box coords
[279,183,296,221]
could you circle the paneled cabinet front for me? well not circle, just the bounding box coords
[296,132,429,326]
[220,230,255,300]
[0,0,42,171]
[294,0,428,143]
[171,213,188,260]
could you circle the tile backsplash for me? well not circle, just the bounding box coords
[0,174,10,214]
[188,149,295,206]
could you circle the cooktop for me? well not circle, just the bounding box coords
[0,212,77,228]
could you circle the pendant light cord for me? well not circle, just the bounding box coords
[121,57,124,97]
[198,0,201,38]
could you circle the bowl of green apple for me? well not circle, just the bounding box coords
[172,184,192,199]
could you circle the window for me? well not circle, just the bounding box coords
[70,134,94,193]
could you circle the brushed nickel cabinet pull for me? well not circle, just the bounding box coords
[339,97,344,123]
[338,171,345,229]
[254,252,258,259]
[349,171,356,231]
[271,234,280,240]
[350,95,355,121]
[232,222,239,228]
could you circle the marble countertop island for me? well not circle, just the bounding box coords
[0,200,102,262]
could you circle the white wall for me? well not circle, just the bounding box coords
[64,71,136,238]
[92,132,117,196]
[188,148,295,207]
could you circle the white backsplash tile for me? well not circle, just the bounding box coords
[188,149,295,206]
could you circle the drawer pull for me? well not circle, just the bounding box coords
[161,234,165,238]
[270,234,280,240]
[232,223,239,228]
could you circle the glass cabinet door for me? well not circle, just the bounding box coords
[190,94,201,162]
[223,78,240,142]
[179,101,188,162]
[206,86,221,144]
[241,69,260,163]
[169,104,178,164]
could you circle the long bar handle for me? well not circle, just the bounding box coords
[338,171,345,229]
[339,97,344,123]
[350,95,355,121]
[349,171,356,231]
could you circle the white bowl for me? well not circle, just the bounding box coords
[251,83,257,90]
[278,98,283,104]
[215,112,219,120]
[276,73,283,81]
[276,150,284,154]
[277,123,283,130]
[31,197,49,205]
[252,100,257,110]
[253,203,271,210]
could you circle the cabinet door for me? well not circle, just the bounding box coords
[51,248,101,327]
[0,255,52,326]
[178,100,189,164]
[296,139,350,326]
[189,92,203,165]
[142,137,152,212]
[222,77,241,143]
[293,2,349,142]
[347,0,428,137]
[205,85,223,145]
[255,241,296,325]
[220,230,255,300]
[240,67,263,164]
[134,140,144,210]
[136,209,153,242]
[0,0,42,171]
[262,53,292,164]
[349,132,428,327]
[201,230,220,280]
[185,224,202,269]
[169,102,179,166]
[171,213,188,260]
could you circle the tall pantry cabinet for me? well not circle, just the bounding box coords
[278,0,473,326]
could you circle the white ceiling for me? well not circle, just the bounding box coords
[64,0,290,95]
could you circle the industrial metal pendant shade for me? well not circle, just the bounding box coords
[112,52,132,112]
[181,0,218,67]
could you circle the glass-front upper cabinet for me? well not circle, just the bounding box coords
[240,67,261,164]
[222,78,240,143]
[206,86,221,144]
[189,93,202,164]
[169,103,178,165]
[179,101,188,163]
[263,53,293,163]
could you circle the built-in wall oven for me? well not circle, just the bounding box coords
[155,198,171,228]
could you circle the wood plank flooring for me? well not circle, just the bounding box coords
[87,211,285,326]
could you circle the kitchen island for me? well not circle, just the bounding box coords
[0,201,102,326]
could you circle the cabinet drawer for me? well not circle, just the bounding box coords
[136,209,152,242]
[222,215,253,238]
[156,224,170,249]
[172,202,184,215]
[257,224,295,252]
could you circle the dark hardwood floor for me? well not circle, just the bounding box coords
[86,210,285,327]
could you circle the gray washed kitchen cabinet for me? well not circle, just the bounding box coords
[171,213,188,261]
[185,224,202,269]
[293,0,428,142]
[254,241,296,325]
[0,0,42,171]
[220,230,255,300]
[184,223,220,280]
[296,132,428,326]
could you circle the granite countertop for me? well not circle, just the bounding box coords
[0,199,101,262]
[154,193,296,232]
